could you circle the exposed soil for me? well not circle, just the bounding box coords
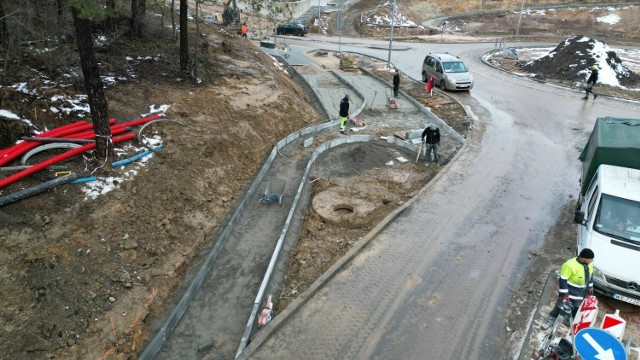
[0,16,326,359]
[273,52,470,315]
[1,1,640,360]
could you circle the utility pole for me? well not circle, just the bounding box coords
[338,7,343,55]
[515,0,525,38]
[386,0,395,68]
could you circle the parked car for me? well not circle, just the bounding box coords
[276,23,309,36]
[421,53,474,91]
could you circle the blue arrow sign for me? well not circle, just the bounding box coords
[575,328,627,360]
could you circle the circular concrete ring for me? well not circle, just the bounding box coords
[312,188,380,229]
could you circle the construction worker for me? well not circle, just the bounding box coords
[421,124,440,166]
[339,95,350,134]
[540,248,594,330]
[392,69,400,97]
[241,22,248,38]
[582,65,598,100]
[425,75,435,96]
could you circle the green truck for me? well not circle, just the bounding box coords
[578,117,640,196]
[574,117,640,306]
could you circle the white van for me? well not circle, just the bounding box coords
[575,164,640,306]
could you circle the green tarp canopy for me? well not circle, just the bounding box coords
[579,117,640,195]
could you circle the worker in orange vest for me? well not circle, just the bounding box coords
[241,22,248,38]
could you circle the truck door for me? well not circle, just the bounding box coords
[578,183,600,249]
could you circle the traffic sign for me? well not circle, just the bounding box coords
[575,328,627,360]
[573,295,598,335]
[601,310,626,340]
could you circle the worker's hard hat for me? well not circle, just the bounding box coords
[592,65,598,70]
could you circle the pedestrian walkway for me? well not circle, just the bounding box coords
[144,45,456,360]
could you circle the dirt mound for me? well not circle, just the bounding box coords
[523,35,640,86]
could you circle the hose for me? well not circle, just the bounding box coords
[21,143,82,165]
[0,173,77,207]
[0,165,69,172]
[111,144,164,168]
[69,177,97,184]
[137,118,187,146]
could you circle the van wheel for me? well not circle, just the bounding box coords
[422,72,427,82]
[439,80,447,90]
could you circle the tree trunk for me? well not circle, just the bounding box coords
[179,0,189,72]
[0,1,7,47]
[130,0,146,37]
[70,6,112,161]
[171,0,176,40]
[56,0,64,27]
[192,1,199,78]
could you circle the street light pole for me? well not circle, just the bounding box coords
[386,0,395,68]
[515,0,525,38]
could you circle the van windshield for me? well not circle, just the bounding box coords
[594,193,640,243]
[443,61,468,73]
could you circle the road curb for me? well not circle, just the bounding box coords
[517,269,557,360]
[238,81,475,360]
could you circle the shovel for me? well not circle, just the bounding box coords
[415,143,424,163]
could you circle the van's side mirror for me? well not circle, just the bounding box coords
[574,210,586,225]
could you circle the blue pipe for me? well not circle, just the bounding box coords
[70,177,97,184]
[111,144,164,168]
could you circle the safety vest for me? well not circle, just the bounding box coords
[558,257,594,301]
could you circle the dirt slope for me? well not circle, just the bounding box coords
[0,25,322,359]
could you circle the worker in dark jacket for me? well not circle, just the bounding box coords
[421,124,440,166]
[392,69,400,97]
[540,248,594,329]
[582,65,599,100]
[339,95,350,134]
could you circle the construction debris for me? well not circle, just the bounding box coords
[339,54,358,71]
[422,97,452,107]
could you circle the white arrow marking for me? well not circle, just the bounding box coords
[583,333,616,360]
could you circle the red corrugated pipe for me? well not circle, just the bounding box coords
[0,133,135,189]
[0,120,87,159]
[0,119,116,167]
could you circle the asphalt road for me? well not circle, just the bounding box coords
[242,35,640,359]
